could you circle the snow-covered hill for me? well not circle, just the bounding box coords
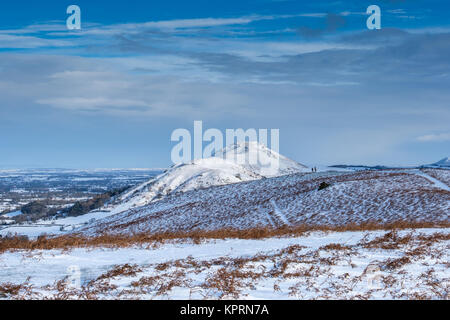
[105,142,308,213]
[77,169,450,237]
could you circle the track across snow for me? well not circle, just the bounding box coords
[270,199,291,226]
[262,209,276,228]
[414,170,450,191]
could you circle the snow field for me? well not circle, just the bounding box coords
[0,228,448,300]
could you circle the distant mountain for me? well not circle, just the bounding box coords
[429,157,450,168]
[105,142,308,213]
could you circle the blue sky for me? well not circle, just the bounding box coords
[0,0,449,168]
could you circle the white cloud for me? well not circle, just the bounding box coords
[36,97,151,111]
[0,34,72,49]
[417,133,450,142]
[2,13,327,38]
[387,9,406,14]
[80,17,259,36]
[97,13,326,32]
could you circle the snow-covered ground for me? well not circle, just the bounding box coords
[2,210,22,218]
[0,210,123,239]
[0,228,448,299]
[0,211,22,226]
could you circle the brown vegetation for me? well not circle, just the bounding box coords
[1,220,448,254]
[96,264,142,281]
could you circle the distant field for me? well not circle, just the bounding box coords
[0,168,162,215]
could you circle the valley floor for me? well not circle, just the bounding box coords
[1,228,448,300]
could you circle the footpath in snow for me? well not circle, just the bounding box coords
[413,170,450,191]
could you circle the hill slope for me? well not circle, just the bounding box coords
[78,169,450,236]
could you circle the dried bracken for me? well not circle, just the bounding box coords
[1,221,448,253]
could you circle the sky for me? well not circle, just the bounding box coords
[0,0,449,168]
